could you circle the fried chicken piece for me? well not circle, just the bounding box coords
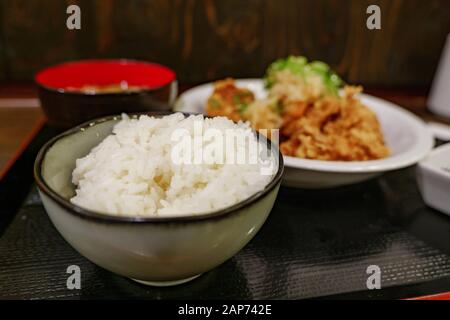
[280,100,310,137]
[268,69,330,102]
[205,78,389,161]
[280,86,390,161]
[205,78,255,122]
[242,98,282,139]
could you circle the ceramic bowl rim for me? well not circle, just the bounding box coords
[35,59,177,97]
[34,111,284,224]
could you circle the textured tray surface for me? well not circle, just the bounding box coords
[1,155,450,299]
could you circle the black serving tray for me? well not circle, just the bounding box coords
[1,126,450,299]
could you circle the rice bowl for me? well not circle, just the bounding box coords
[70,113,276,217]
[34,112,283,286]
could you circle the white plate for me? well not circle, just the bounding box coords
[175,79,434,188]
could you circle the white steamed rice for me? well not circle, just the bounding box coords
[70,113,275,217]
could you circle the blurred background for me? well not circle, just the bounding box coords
[0,0,449,87]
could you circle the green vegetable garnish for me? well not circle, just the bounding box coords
[264,55,343,96]
[237,103,249,113]
[232,94,242,105]
[209,98,220,109]
[270,100,283,114]
[233,92,252,114]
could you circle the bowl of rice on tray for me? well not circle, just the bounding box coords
[34,111,283,286]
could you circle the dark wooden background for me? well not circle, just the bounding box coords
[0,0,449,87]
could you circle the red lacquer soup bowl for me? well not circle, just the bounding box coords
[35,59,177,128]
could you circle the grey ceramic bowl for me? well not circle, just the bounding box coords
[34,112,283,286]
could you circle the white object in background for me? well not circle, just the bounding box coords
[416,143,450,216]
[429,34,450,119]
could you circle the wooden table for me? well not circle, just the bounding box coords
[0,84,44,179]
